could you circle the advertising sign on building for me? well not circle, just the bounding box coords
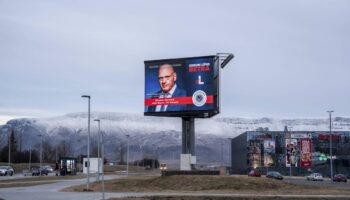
[263,139,275,167]
[291,133,311,139]
[249,140,262,168]
[285,139,298,167]
[300,139,312,167]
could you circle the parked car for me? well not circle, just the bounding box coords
[306,173,323,181]
[333,174,347,182]
[31,166,49,176]
[266,171,283,180]
[0,166,14,176]
[248,169,261,177]
[41,165,53,173]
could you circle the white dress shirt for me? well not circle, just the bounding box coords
[156,84,177,112]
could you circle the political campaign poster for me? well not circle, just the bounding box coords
[144,56,219,118]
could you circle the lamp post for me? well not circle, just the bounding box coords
[287,126,293,177]
[38,134,42,176]
[81,95,91,191]
[94,119,101,181]
[220,140,224,167]
[327,110,334,180]
[126,134,130,176]
[8,129,11,167]
[227,138,232,174]
[101,130,105,200]
[29,140,32,170]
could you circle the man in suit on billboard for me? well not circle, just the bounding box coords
[148,63,187,112]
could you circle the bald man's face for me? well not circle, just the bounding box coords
[158,64,177,93]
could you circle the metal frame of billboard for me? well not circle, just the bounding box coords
[144,55,220,118]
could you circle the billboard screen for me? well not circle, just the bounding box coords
[144,56,219,118]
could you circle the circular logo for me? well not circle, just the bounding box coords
[192,90,207,107]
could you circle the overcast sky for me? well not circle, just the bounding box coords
[1,0,349,124]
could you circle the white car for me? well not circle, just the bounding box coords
[42,165,54,173]
[0,166,14,176]
[306,173,323,181]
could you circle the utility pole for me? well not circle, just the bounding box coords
[327,110,334,180]
[81,95,91,191]
[101,131,105,200]
[38,134,42,176]
[94,119,101,181]
[220,140,224,166]
[8,129,11,167]
[126,134,130,176]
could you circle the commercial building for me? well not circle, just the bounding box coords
[231,130,350,177]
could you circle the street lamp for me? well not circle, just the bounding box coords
[8,128,12,167]
[126,134,130,176]
[81,95,91,191]
[327,110,334,180]
[289,126,293,177]
[227,138,232,174]
[29,140,32,170]
[38,134,42,176]
[101,130,105,200]
[220,140,224,167]
[94,119,101,181]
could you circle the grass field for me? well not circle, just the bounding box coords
[62,175,350,196]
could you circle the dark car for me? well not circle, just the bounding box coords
[333,174,347,182]
[248,169,261,177]
[31,167,49,176]
[266,171,283,180]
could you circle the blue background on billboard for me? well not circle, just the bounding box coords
[185,57,214,111]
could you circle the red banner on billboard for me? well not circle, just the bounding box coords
[300,139,312,167]
[145,96,213,106]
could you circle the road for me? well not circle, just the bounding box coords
[1,175,350,200]
[283,176,350,190]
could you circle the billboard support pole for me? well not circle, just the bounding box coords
[182,117,195,155]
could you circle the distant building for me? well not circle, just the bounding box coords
[231,131,350,177]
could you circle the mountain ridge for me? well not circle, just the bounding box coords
[1,112,349,165]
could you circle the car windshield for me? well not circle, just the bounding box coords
[0,166,7,169]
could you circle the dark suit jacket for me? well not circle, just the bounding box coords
[147,87,187,112]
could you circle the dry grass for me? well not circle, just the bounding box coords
[0,174,85,188]
[62,175,350,196]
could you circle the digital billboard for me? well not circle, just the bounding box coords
[144,56,219,118]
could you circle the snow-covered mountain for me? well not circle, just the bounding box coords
[1,112,350,165]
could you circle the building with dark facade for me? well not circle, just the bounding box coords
[231,131,350,177]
